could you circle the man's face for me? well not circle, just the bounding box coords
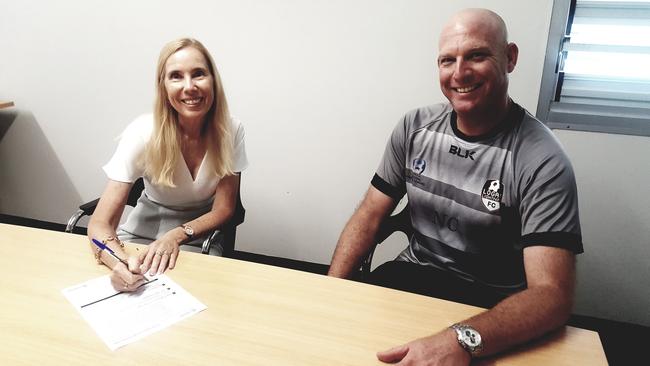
[437,21,514,118]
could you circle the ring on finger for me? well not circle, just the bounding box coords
[123,282,129,290]
[155,251,163,256]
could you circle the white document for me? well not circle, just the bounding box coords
[62,274,206,350]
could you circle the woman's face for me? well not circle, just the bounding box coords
[163,47,214,125]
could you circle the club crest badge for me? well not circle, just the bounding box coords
[481,179,503,211]
[412,158,426,174]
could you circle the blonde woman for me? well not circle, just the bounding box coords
[88,38,248,291]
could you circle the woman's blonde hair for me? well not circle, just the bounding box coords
[144,38,233,187]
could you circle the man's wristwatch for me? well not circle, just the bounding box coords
[180,224,194,239]
[450,323,483,357]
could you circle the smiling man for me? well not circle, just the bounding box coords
[328,8,583,365]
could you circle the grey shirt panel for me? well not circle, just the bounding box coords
[373,102,583,291]
[512,111,582,237]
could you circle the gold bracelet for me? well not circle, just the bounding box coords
[94,236,124,264]
[103,236,125,248]
[94,247,103,264]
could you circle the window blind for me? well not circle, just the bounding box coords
[547,0,650,136]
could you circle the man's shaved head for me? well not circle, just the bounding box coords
[440,8,509,50]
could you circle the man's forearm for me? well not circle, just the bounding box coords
[329,186,397,278]
[461,283,573,357]
[327,210,379,278]
[375,280,574,365]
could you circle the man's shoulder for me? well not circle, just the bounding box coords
[512,108,573,171]
[401,102,453,130]
[516,108,564,149]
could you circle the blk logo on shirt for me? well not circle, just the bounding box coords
[481,179,503,211]
[449,145,475,160]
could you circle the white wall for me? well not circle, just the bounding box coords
[1,0,648,326]
[555,131,650,326]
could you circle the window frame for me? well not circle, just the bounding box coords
[536,0,650,137]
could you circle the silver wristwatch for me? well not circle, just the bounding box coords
[181,224,194,239]
[450,323,483,356]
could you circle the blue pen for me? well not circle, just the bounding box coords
[92,238,151,281]
[92,238,131,267]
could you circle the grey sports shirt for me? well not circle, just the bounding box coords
[373,102,583,292]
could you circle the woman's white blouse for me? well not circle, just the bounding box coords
[103,114,248,208]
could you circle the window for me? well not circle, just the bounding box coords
[537,0,650,136]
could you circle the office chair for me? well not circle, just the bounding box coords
[361,203,413,278]
[65,176,245,257]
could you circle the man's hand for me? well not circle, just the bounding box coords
[377,329,470,366]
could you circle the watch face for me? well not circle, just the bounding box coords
[183,225,194,236]
[461,328,481,347]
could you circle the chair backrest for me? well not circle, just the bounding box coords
[216,176,245,257]
[227,176,246,228]
[77,178,145,217]
[361,203,413,277]
[126,177,145,207]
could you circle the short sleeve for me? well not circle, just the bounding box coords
[231,117,249,173]
[102,114,151,183]
[517,128,583,253]
[373,115,408,200]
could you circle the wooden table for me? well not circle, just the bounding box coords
[0,224,607,365]
[0,101,14,109]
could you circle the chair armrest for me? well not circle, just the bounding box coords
[202,230,222,255]
[65,198,101,233]
[65,209,86,233]
[79,198,101,216]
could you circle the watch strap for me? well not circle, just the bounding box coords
[450,323,483,356]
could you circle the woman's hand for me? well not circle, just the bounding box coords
[140,230,182,276]
[110,255,146,292]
